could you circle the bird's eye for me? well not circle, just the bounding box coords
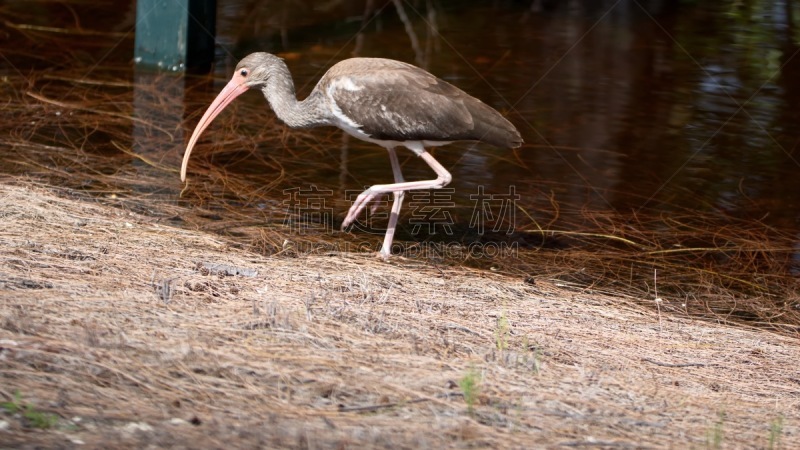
[240,69,248,77]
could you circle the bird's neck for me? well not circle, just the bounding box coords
[261,62,328,129]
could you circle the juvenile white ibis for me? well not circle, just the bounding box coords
[181,52,522,259]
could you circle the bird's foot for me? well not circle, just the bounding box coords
[341,188,381,230]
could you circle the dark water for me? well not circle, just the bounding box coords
[2,0,800,277]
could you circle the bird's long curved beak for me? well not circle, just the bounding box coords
[180,73,249,181]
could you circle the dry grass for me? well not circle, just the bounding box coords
[3,56,798,338]
[1,182,799,448]
[504,209,800,335]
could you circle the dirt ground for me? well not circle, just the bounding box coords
[1,182,798,449]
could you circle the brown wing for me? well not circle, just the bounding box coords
[323,58,522,148]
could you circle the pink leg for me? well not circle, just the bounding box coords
[379,148,406,258]
[342,150,452,258]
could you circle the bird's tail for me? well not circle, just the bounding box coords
[468,101,523,149]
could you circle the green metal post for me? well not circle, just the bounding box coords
[134,0,216,72]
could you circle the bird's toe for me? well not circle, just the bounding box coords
[342,190,380,229]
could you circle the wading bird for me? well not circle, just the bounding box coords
[180,52,522,259]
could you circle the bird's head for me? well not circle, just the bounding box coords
[233,52,284,89]
[180,52,283,181]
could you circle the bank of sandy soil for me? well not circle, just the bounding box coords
[1,182,798,448]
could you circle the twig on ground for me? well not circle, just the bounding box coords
[642,358,718,368]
